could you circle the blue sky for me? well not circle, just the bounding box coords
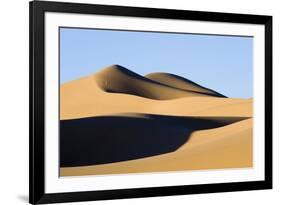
[60,27,253,98]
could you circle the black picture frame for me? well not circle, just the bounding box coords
[29,0,272,204]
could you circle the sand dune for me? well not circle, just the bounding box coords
[60,69,252,120]
[60,64,253,176]
[60,119,252,176]
[94,65,224,100]
[60,113,248,167]
[145,72,225,97]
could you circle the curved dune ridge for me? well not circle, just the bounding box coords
[60,74,251,120]
[94,64,225,100]
[145,72,225,97]
[60,64,253,176]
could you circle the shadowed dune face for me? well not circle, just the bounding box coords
[145,72,225,97]
[94,65,225,100]
[60,114,248,167]
[61,119,252,176]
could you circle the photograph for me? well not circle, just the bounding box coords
[29,1,272,203]
[59,27,253,177]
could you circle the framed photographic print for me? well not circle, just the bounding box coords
[29,0,272,204]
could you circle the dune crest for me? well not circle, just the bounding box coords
[94,64,224,100]
[61,76,252,120]
[145,72,225,97]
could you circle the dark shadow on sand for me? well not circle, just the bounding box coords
[60,114,247,167]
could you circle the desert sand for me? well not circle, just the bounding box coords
[61,119,252,176]
[60,64,253,176]
[145,72,224,97]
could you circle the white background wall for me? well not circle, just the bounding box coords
[0,0,279,204]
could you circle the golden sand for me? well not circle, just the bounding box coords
[60,65,253,176]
